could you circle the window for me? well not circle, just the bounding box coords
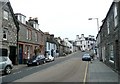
[33,23,39,30]
[3,29,7,40]
[80,41,82,44]
[48,43,50,50]
[27,29,32,40]
[0,48,8,56]
[29,30,32,40]
[26,29,29,39]
[35,32,38,41]
[3,10,9,20]
[109,45,114,63]
[114,4,118,27]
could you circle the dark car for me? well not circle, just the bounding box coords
[82,54,91,61]
[27,55,46,66]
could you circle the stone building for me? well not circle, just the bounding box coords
[0,1,19,64]
[97,1,120,72]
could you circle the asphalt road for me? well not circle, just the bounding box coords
[2,51,88,83]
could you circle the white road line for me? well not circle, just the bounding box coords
[83,62,88,84]
[13,72,17,74]
[14,68,18,70]
[17,71,21,74]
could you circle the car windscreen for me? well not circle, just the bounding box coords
[83,55,90,57]
[0,49,8,56]
[31,55,37,60]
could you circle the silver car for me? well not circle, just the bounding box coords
[0,56,13,74]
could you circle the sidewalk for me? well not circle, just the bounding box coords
[13,64,26,70]
[87,59,119,83]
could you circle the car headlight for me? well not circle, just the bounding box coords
[33,60,36,62]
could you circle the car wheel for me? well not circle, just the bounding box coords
[4,66,11,74]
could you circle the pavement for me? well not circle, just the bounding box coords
[13,64,26,70]
[87,59,120,84]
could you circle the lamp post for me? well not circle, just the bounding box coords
[88,18,100,59]
[88,18,99,32]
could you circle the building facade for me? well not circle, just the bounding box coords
[15,14,45,64]
[75,34,96,51]
[98,1,120,73]
[44,32,58,58]
[0,1,19,65]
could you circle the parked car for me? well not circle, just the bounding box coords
[82,53,91,61]
[45,55,55,62]
[27,55,46,66]
[0,56,13,75]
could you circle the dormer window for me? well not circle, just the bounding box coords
[33,23,39,30]
[15,14,26,24]
[3,10,9,20]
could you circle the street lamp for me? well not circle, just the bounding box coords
[88,18,99,32]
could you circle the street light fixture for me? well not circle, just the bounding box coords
[88,18,99,32]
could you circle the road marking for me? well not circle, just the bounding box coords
[17,71,22,73]
[83,62,88,84]
[14,68,18,70]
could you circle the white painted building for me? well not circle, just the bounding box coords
[63,38,73,53]
[75,34,96,51]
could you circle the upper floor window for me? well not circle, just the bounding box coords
[35,32,38,41]
[114,4,118,27]
[33,23,39,30]
[3,10,9,20]
[26,29,29,40]
[26,29,32,40]
[29,30,32,40]
[3,29,7,40]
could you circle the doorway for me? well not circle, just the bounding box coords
[19,44,23,64]
[9,46,17,65]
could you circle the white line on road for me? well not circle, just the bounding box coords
[17,71,22,74]
[83,62,88,83]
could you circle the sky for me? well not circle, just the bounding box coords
[9,0,113,40]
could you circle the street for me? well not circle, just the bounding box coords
[1,51,119,83]
[2,51,88,83]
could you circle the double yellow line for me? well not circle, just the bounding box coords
[83,62,89,84]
